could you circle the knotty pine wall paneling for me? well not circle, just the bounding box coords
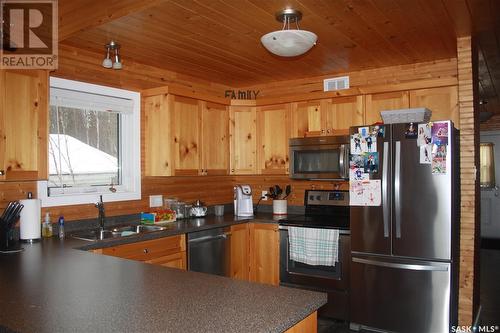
[241,58,458,105]
[457,36,479,326]
[480,114,500,131]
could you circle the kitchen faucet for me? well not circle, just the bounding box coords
[95,195,105,232]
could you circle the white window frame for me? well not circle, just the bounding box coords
[38,77,141,207]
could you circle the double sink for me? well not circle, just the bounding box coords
[72,224,169,242]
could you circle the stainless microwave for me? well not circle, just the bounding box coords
[289,136,350,180]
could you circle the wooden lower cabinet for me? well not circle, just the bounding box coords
[229,223,249,280]
[285,312,318,333]
[229,223,280,285]
[95,234,186,270]
[249,223,280,286]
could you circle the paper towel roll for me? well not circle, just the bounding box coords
[19,199,41,241]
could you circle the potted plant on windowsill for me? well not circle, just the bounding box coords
[268,185,291,215]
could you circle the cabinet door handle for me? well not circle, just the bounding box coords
[143,248,149,254]
[0,170,4,176]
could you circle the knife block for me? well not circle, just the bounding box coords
[0,219,21,252]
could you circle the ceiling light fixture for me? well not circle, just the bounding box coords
[102,41,122,70]
[261,8,317,57]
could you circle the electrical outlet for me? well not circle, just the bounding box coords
[149,195,163,208]
[261,190,268,201]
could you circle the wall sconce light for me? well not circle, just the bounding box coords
[102,41,122,70]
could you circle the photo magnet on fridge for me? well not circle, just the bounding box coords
[365,134,377,153]
[417,123,432,147]
[358,127,369,138]
[431,122,449,146]
[431,144,447,174]
[419,144,432,164]
[405,122,418,139]
[350,154,365,169]
[349,168,369,181]
[351,133,363,155]
[372,125,385,138]
[363,152,379,173]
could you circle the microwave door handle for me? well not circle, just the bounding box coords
[339,144,345,178]
[340,144,349,179]
[344,144,350,179]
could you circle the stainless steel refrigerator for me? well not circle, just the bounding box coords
[349,121,459,333]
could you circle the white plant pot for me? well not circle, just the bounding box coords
[273,199,287,215]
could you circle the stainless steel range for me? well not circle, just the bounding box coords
[279,189,350,321]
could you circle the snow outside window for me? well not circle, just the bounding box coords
[38,78,141,207]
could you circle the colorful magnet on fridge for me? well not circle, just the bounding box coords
[405,122,418,139]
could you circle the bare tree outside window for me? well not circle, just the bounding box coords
[49,106,120,188]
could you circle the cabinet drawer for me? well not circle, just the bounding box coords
[145,252,187,270]
[101,235,186,261]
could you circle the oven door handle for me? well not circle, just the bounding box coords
[278,225,351,235]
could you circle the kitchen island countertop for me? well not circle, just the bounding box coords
[0,214,325,333]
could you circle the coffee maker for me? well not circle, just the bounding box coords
[234,185,253,217]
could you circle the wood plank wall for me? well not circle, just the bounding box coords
[457,36,479,325]
[55,44,232,97]
[240,58,458,103]
[233,176,348,206]
[480,114,500,131]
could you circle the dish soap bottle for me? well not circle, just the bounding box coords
[42,212,53,238]
[58,216,65,239]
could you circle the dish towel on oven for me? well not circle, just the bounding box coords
[288,227,339,266]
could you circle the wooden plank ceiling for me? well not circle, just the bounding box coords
[58,0,499,113]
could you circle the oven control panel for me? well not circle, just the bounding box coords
[305,190,349,206]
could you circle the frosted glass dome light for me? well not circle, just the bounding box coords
[261,30,317,57]
[261,9,317,57]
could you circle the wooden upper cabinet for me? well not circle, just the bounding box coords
[365,91,410,125]
[249,223,279,286]
[409,86,459,127]
[291,100,321,138]
[200,101,229,175]
[172,96,200,176]
[0,70,48,181]
[143,94,173,176]
[291,97,363,137]
[229,106,257,175]
[322,95,364,131]
[256,104,291,174]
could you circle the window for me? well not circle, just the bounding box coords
[480,143,496,188]
[38,78,141,207]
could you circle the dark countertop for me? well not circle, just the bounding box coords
[0,214,325,333]
[77,213,289,251]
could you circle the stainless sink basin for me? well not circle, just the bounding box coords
[72,224,168,242]
[72,229,124,241]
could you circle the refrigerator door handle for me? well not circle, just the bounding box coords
[395,140,402,238]
[352,257,449,272]
[382,141,389,238]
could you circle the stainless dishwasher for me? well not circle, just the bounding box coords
[187,227,231,276]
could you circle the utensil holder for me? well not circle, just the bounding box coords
[273,199,287,215]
